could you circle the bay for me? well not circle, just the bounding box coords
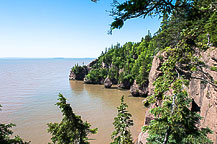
[0,58,145,144]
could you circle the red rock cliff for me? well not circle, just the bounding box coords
[138,47,217,144]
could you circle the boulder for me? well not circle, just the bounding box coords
[104,77,112,88]
[130,80,148,97]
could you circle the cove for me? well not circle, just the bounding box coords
[0,58,145,144]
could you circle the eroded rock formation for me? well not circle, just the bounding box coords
[69,66,88,80]
[130,80,148,97]
[104,77,112,88]
[137,47,217,144]
[87,59,98,69]
[117,79,132,89]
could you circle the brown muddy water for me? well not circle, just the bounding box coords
[0,58,146,144]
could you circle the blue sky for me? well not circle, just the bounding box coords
[0,0,161,58]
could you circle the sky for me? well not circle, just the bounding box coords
[0,0,161,58]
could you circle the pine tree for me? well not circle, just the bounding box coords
[143,46,213,144]
[47,94,97,144]
[111,96,133,144]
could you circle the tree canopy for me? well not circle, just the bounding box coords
[111,96,134,144]
[47,94,97,144]
[110,0,194,30]
[89,0,216,143]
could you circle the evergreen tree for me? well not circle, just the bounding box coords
[90,1,215,143]
[109,0,194,31]
[111,96,133,144]
[47,94,97,144]
[143,45,213,144]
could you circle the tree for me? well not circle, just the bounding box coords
[111,96,133,144]
[0,105,30,144]
[205,12,217,46]
[47,94,97,144]
[109,0,194,31]
[143,45,213,143]
[90,0,215,143]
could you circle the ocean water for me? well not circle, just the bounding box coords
[0,58,145,144]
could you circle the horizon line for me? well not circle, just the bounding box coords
[0,57,95,59]
[0,57,96,59]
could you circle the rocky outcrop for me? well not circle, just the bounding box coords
[117,79,131,89]
[135,52,171,143]
[130,80,148,97]
[87,59,98,68]
[83,77,104,84]
[83,77,93,84]
[187,47,217,143]
[87,59,98,71]
[69,66,88,80]
[104,77,112,88]
[117,68,132,89]
[137,47,217,144]
[147,52,166,96]
[110,78,118,85]
[70,59,99,81]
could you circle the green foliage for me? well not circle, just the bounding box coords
[205,12,217,46]
[108,67,119,83]
[210,66,217,72]
[86,34,155,88]
[71,64,87,76]
[47,94,97,144]
[85,68,108,83]
[109,0,194,31]
[89,0,216,143]
[0,105,30,144]
[143,44,213,143]
[111,96,133,144]
[143,79,212,144]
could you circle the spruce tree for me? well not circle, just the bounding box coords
[143,46,213,144]
[47,94,97,144]
[111,96,133,144]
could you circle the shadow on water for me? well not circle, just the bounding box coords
[69,80,146,144]
[69,80,84,95]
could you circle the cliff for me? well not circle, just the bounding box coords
[137,47,217,144]
[69,39,155,92]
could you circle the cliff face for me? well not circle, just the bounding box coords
[69,66,88,80]
[188,48,217,143]
[138,47,217,144]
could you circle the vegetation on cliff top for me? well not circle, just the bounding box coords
[1,0,216,143]
[80,31,156,88]
[106,0,216,143]
[83,0,217,143]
